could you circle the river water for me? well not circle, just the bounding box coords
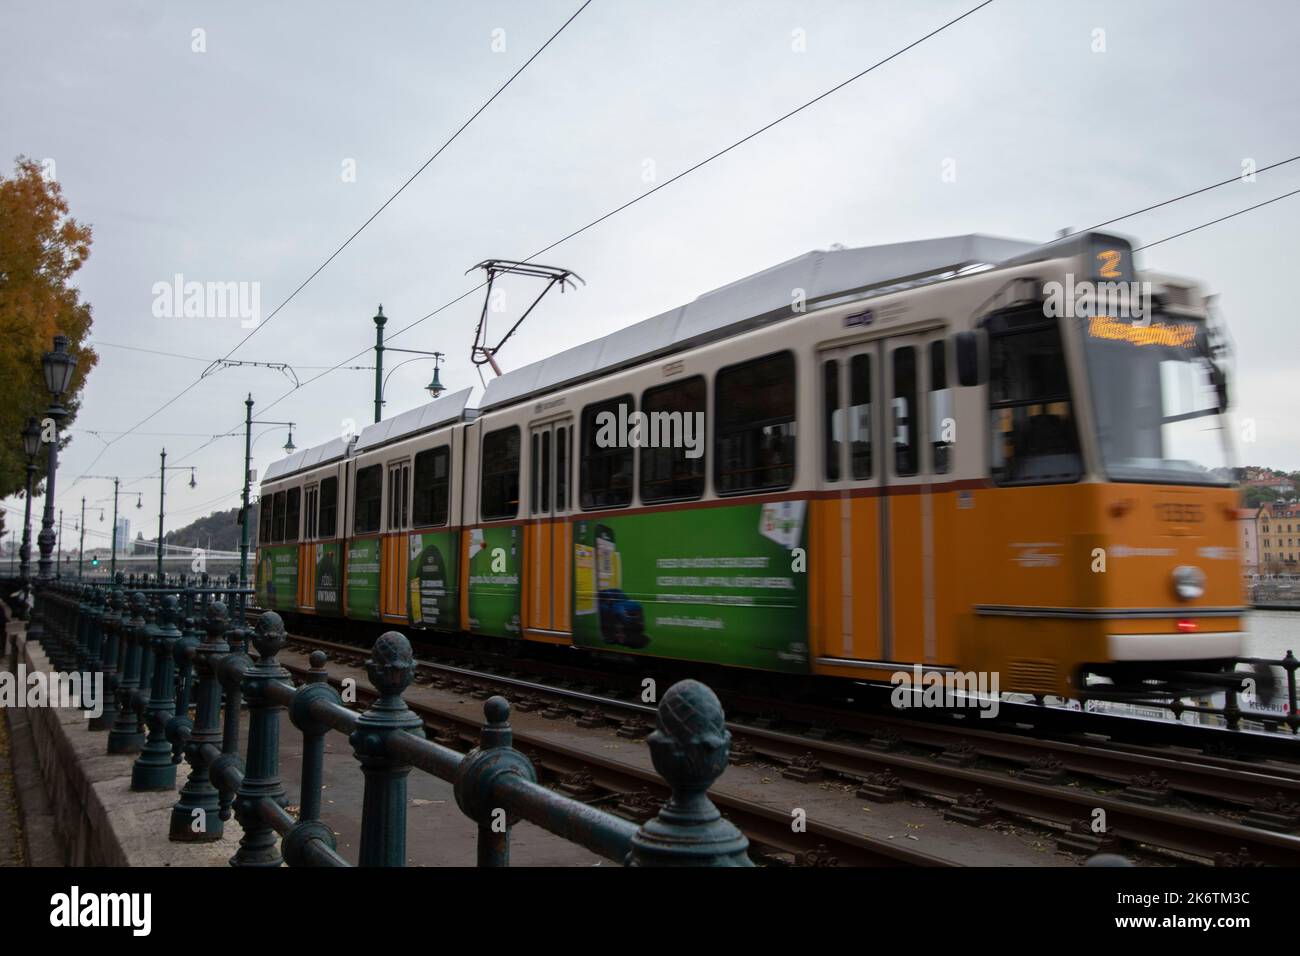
[1243,609,1300,660]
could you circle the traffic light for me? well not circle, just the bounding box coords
[91,556,99,568]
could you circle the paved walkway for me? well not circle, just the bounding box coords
[1,623,25,865]
[0,692,22,866]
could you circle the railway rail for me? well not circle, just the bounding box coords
[266,619,1300,867]
[277,645,949,866]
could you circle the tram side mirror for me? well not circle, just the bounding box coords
[1210,363,1229,412]
[1194,325,1212,356]
[1194,326,1230,411]
[954,330,985,386]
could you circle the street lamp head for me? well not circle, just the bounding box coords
[42,334,77,399]
[189,469,197,489]
[426,351,446,399]
[21,416,41,458]
[135,495,142,509]
[283,427,296,454]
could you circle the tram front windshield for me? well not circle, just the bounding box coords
[1080,313,1231,485]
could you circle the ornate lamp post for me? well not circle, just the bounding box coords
[372,304,387,424]
[239,394,296,625]
[84,477,140,579]
[19,416,41,617]
[156,449,197,582]
[77,496,86,582]
[28,335,77,645]
[372,303,445,423]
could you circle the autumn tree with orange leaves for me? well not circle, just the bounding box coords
[0,157,98,523]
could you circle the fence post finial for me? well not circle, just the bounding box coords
[131,593,180,790]
[231,610,291,866]
[107,591,148,754]
[629,679,752,866]
[455,696,536,866]
[169,598,230,842]
[351,631,425,866]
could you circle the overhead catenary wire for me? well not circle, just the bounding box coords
[1134,185,1300,252]
[218,150,1300,481]
[140,138,1300,466]
[88,0,596,463]
[1075,154,1300,237]
[92,340,375,371]
[231,0,1007,422]
[48,167,1300,525]
[73,2,1297,528]
[221,0,594,358]
[70,0,1003,491]
[0,502,236,553]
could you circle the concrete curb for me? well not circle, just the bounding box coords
[15,634,244,866]
[5,695,64,865]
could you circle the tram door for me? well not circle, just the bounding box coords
[881,332,938,666]
[381,458,411,620]
[817,331,941,666]
[816,343,884,663]
[526,418,574,638]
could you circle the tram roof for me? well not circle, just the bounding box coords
[479,233,1038,411]
[354,386,475,452]
[262,387,474,482]
[262,435,351,483]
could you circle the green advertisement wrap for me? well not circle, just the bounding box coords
[467,525,520,638]
[407,531,460,630]
[346,538,381,621]
[255,551,270,608]
[256,545,299,613]
[314,542,342,616]
[571,501,809,672]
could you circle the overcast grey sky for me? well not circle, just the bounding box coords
[3,0,1299,544]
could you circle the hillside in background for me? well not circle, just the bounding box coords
[137,503,258,554]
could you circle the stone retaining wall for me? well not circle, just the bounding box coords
[11,631,241,866]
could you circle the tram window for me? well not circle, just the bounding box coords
[400,463,411,528]
[259,494,273,544]
[930,340,953,475]
[387,463,410,531]
[715,352,796,494]
[354,465,383,533]
[319,476,338,539]
[271,490,286,543]
[581,396,634,510]
[541,430,551,512]
[556,426,569,511]
[849,354,872,479]
[892,347,919,477]
[413,448,450,527]
[640,376,706,503]
[987,316,1082,485]
[304,487,317,540]
[530,433,541,516]
[285,487,301,543]
[388,469,399,529]
[481,426,521,521]
[823,360,841,482]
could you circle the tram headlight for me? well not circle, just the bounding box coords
[1172,565,1205,601]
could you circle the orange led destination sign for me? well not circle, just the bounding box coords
[1087,315,1197,348]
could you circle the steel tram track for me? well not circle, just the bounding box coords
[267,624,1300,866]
[276,651,949,866]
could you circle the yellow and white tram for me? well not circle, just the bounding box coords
[256,230,1243,698]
